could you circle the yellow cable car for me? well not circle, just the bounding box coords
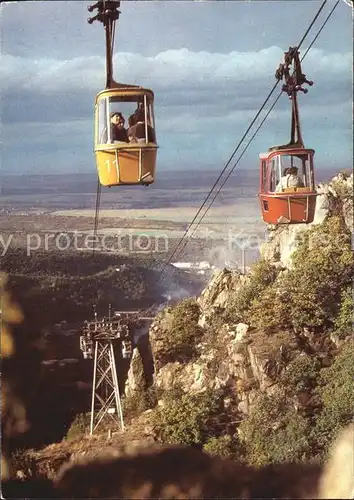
[95,84,158,186]
[88,1,158,187]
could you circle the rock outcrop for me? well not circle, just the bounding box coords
[197,270,249,327]
[134,174,353,419]
[149,316,304,418]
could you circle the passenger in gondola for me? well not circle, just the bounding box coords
[128,106,155,143]
[276,166,304,192]
[127,115,138,143]
[110,112,129,143]
[128,103,143,129]
[288,166,305,188]
[276,167,291,192]
[135,121,156,143]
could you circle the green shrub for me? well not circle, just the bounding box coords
[151,389,223,447]
[247,284,289,331]
[248,216,353,332]
[122,386,159,420]
[239,392,312,466]
[287,216,353,330]
[159,298,203,364]
[280,355,321,395]
[313,342,354,454]
[225,259,279,323]
[203,434,245,461]
[331,178,353,199]
[333,286,353,339]
[65,413,90,440]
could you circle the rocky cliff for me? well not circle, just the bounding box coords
[122,170,353,467]
[131,173,352,408]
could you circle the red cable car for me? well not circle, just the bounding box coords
[259,47,318,225]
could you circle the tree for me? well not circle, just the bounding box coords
[158,298,203,364]
[239,391,312,466]
[248,216,353,332]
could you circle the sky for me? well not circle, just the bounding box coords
[0,0,352,175]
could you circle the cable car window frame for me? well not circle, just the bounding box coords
[277,155,282,190]
[149,102,155,130]
[106,98,112,144]
[144,95,148,145]
[112,95,154,145]
[268,156,280,193]
[96,93,157,146]
[267,151,314,193]
[261,160,267,193]
[97,99,109,144]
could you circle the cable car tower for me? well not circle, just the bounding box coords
[258,47,318,225]
[80,307,155,435]
[80,308,133,434]
[88,1,158,188]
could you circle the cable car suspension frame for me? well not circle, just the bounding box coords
[274,46,314,149]
[88,0,121,89]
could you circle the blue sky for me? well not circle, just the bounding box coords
[0,0,352,174]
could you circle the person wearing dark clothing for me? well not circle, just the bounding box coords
[111,112,129,143]
[135,122,155,143]
[127,103,156,143]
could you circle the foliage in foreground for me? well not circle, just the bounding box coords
[122,386,159,421]
[203,434,245,461]
[333,286,353,339]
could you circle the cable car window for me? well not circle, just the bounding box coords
[308,154,315,189]
[99,95,156,145]
[269,156,281,192]
[97,99,108,144]
[148,102,155,129]
[272,154,309,192]
[261,160,267,192]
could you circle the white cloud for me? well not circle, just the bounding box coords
[1,46,351,173]
[1,47,351,94]
[1,46,351,133]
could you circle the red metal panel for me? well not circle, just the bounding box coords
[259,194,317,224]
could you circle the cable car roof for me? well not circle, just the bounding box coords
[259,147,315,159]
[96,82,154,101]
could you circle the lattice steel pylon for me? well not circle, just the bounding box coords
[90,339,124,434]
[80,310,133,435]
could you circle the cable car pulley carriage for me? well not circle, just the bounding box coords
[88,0,158,187]
[258,47,318,225]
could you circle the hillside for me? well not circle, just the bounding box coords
[1,171,353,498]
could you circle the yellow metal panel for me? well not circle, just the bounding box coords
[95,146,157,186]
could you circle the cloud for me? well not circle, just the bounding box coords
[1,46,351,124]
[1,46,351,173]
[1,46,351,92]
